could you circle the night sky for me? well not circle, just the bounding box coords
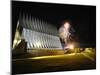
[12,1,96,46]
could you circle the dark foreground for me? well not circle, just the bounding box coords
[12,50,96,74]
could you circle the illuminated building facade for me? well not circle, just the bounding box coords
[13,14,62,49]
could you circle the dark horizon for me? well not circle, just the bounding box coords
[12,1,96,46]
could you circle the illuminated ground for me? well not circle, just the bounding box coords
[12,50,96,74]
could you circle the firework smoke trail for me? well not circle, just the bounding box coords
[59,21,72,49]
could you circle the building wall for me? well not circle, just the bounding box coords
[22,28,62,49]
[18,14,62,49]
